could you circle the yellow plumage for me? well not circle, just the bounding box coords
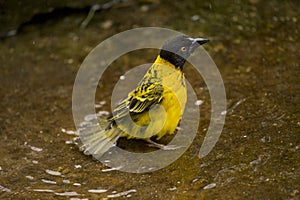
[117,55,187,140]
[80,35,209,156]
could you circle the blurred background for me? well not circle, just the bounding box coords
[0,0,299,199]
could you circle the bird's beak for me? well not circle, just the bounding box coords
[193,38,209,45]
[188,37,209,54]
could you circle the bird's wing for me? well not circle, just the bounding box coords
[107,82,164,122]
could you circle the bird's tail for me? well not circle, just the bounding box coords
[78,123,122,157]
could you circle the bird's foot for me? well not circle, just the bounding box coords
[146,140,184,150]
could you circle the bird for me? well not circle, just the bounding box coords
[79,35,209,157]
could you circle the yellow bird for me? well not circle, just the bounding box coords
[80,35,209,156]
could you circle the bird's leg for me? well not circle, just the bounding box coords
[146,139,184,150]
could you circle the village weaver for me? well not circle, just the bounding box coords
[80,35,209,156]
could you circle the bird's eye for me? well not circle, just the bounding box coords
[181,47,187,52]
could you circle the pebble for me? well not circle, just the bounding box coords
[54,191,80,196]
[140,5,149,12]
[203,183,216,190]
[101,20,113,29]
[107,189,137,198]
[45,169,62,176]
[26,175,34,180]
[195,100,203,106]
[29,145,43,152]
[41,179,57,185]
[88,189,108,193]
[191,15,200,21]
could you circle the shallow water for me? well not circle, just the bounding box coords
[1,0,299,199]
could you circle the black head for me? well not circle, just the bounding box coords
[159,35,209,70]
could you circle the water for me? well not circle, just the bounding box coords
[0,0,299,199]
